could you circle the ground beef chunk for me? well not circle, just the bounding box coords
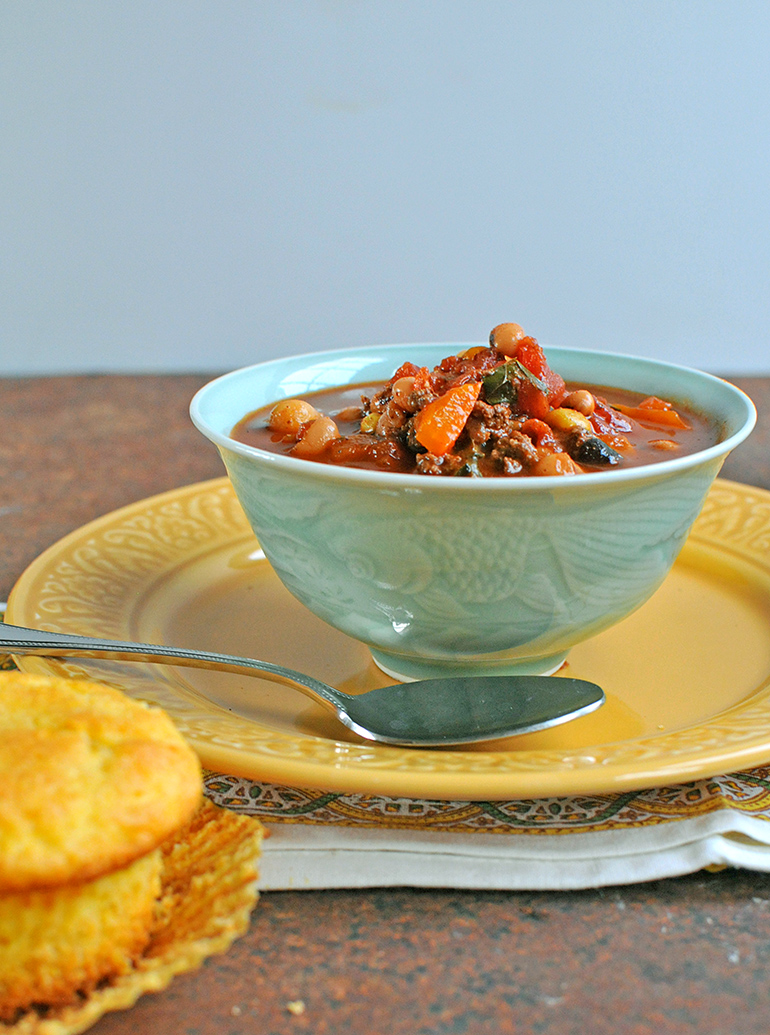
[501,457,524,476]
[466,401,524,450]
[375,405,410,436]
[414,452,466,476]
[403,419,425,455]
[564,427,592,456]
[490,430,540,469]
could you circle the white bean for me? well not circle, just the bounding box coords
[391,376,417,411]
[562,390,595,416]
[268,398,319,437]
[290,416,340,457]
[489,322,526,357]
[532,452,579,477]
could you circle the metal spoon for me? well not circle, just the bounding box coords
[0,623,604,747]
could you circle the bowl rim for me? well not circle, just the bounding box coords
[190,342,757,492]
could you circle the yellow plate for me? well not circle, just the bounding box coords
[7,477,770,801]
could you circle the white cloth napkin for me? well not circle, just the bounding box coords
[203,768,770,890]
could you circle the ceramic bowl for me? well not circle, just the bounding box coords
[190,344,755,681]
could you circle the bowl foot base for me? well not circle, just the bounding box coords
[369,648,570,683]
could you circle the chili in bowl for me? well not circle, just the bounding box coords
[190,325,755,682]
[232,324,716,479]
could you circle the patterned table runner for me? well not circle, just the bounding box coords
[204,769,770,890]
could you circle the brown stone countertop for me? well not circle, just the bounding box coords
[2,373,770,1035]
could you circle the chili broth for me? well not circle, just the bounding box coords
[231,326,718,478]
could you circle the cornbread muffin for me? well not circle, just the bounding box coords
[0,670,202,1021]
[0,849,163,1019]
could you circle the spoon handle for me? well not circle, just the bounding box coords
[0,622,345,712]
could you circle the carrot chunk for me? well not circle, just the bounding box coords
[613,404,690,429]
[638,396,674,410]
[414,381,482,455]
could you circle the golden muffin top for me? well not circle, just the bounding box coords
[0,671,202,892]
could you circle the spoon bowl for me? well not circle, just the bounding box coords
[0,623,604,747]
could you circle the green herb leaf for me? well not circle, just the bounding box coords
[482,364,515,405]
[482,360,548,405]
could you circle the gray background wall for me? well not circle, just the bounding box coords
[1,0,768,375]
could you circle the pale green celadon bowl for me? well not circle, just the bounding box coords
[190,344,756,681]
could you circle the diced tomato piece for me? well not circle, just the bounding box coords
[521,418,556,447]
[516,338,547,378]
[518,376,566,418]
[542,368,567,408]
[516,339,567,408]
[412,366,432,394]
[389,361,421,384]
[590,398,633,435]
[517,382,550,420]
